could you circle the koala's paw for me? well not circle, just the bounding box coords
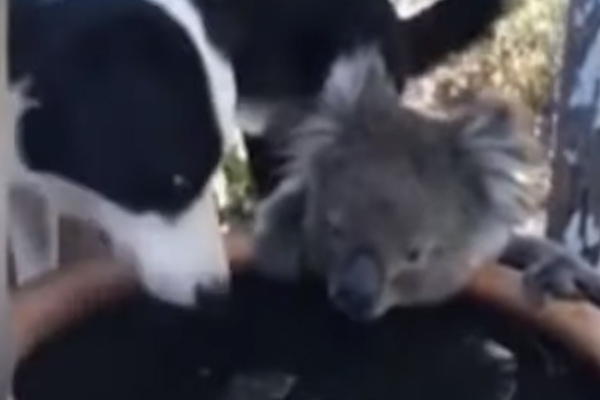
[523,253,600,306]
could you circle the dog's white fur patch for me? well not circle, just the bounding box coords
[8,184,59,285]
[145,0,238,154]
[9,0,238,306]
[11,146,229,306]
[98,187,229,306]
[8,78,59,285]
[236,100,277,136]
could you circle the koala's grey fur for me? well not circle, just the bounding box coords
[254,46,600,322]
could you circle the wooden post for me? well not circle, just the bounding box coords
[0,0,15,396]
[547,0,600,266]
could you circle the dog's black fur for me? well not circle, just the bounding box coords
[201,0,505,100]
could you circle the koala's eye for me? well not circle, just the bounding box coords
[405,241,441,263]
[405,248,422,263]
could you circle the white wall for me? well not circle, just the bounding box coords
[0,0,16,395]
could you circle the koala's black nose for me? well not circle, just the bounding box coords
[195,281,230,316]
[331,253,381,321]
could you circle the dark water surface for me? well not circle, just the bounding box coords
[14,273,600,400]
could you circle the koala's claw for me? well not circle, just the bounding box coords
[523,255,600,306]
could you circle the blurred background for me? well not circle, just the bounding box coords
[215,0,567,234]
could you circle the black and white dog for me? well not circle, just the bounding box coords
[8,0,506,307]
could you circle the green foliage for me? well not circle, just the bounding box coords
[220,149,256,223]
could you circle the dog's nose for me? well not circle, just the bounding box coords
[331,253,381,321]
[332,285,374,321]
[195,280,230,315]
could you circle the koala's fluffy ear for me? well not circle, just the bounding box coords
[320,46,399,118]
[455,92,544,226]
[254,177,307,280]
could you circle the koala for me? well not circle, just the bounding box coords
[254,46,600,322]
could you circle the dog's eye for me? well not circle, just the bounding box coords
[172,174,191,190]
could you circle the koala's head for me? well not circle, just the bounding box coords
[256,47,541,322]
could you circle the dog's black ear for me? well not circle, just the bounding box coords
[400,0,508,75]
[254,177,307,280]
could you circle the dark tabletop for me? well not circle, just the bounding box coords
[13,273,600,400]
